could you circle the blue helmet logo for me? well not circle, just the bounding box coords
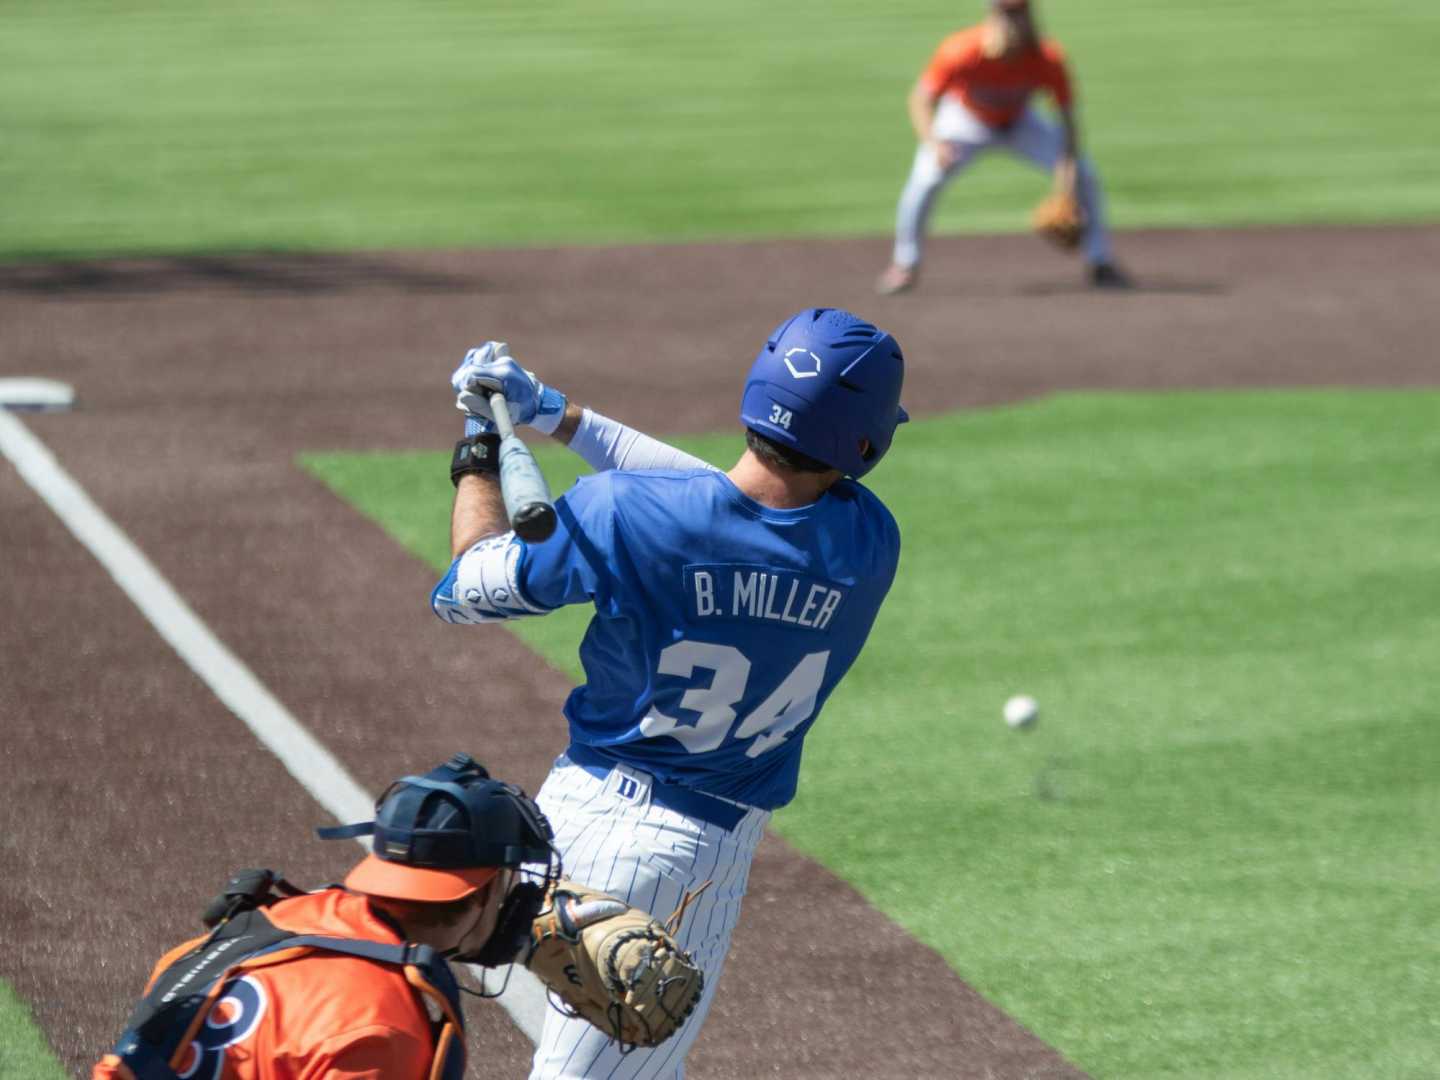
[740,308,908,478]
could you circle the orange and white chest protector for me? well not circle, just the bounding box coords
[93,889,465,1080]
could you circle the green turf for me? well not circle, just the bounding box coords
[303,391,1440,1078]
[4,1,1439,258]
[0,979,66,1080]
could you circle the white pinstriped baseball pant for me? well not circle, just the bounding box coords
[528,755,770,1079]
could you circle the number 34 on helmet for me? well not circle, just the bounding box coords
[739,307,909,479]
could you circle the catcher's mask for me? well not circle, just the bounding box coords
[739,307,908,479]
[318,752,557,904]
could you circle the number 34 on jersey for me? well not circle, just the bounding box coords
[647,565,851,758]
[640,640,830,759]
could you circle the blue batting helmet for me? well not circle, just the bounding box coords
[739,308,908,478]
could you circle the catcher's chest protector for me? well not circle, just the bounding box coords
[98,906,466,1080]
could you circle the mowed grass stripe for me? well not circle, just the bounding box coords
[0,979,66,1080]
[4,1,1439,258]
[304,390,1440,1078]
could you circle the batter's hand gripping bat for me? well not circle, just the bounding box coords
[486,392,557,542]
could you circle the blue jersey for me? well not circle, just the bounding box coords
[518,468,899,810]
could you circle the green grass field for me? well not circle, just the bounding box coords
[0,980,67,1080]
[3,1,1439,259]
[304,391,1440,1078]
[7,1,1439,1073]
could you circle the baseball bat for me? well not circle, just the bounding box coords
[487,392,557,542]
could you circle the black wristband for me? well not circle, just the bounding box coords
[451,433,502,487]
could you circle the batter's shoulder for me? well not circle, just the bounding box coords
[832,480,901,553]
[603,465,720,507]
[832,477,893,512]
[560,468,622,513]
[602,466,727,532]
[607,465,717,489]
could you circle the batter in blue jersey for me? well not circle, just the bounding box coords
[433,308,907,1079]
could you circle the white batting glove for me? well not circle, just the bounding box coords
[451,342,566,435]
[451,342,503,436]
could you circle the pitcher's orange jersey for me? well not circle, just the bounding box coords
[919,26,1072,129]
[94,890,440,1080]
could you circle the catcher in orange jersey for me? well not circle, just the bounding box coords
[93,755,559,1080]
[877,0,1130,294]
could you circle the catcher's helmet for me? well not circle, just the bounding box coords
[740,307,908,478]
[318,752,555,902]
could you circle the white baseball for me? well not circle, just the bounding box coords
[1004,695,1039,730]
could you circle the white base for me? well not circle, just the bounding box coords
[0,377,75,411]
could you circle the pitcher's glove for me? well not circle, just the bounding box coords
[1031,191,1085,251]
[523,879,705,1049]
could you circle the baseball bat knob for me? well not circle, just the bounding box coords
[512,502,557,542]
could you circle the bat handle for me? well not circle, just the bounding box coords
[488,392,519,440]
[487,391,557,542]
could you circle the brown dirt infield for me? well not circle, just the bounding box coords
[2,224,1435,1079]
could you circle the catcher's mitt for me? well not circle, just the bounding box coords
[1031,191,1085,251]
[523,879,705,1049]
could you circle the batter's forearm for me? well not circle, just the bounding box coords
[549,400,584,446]
[451,474,509,557]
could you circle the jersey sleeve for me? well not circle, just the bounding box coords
[298,1024,433,1079]
[518,473,622,612]
[918,30,977,97]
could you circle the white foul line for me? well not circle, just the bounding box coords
[0,409,549,1042]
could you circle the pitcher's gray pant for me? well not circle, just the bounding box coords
[891,96,1113,269]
